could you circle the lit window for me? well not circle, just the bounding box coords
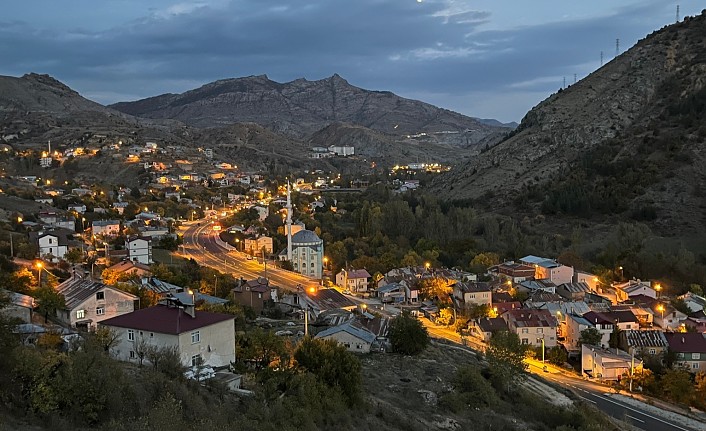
[76,310,85,319]
[96,307,105,316]
[128,329,134,341]
[693,353,701,360]
[191,331,200,344]
[521,328,529,334]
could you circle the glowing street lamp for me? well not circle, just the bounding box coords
[35,261,43,288]
[654,283,662,298]
[656,304,665,322]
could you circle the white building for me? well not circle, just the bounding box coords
[126,236,153,264]
[336,268,371,292]
[328,145,354,157]
[92,220,121,237]
[100,302,235,369]
[290,230,324,279]
[520,255,574,285]
[315,322,375,353]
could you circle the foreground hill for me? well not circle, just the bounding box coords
[432,11,706,236]
[110,74,507,148]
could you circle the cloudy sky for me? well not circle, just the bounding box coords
[1,0,698,122]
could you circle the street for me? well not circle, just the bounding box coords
[421,319,703,431]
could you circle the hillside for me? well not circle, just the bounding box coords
[432,11,706,235]
[109,74,507,148]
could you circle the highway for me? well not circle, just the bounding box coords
[422,320,703,431]
[178,220,320,292]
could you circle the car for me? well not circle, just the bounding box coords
[286,322,296,326]
[275,330,293,336]
[246,255,253,260]
[184,366,216,381]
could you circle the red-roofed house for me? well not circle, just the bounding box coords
[231,277,275,313]
[502,308,557,348]
[665,333,706,373]
[100,303,235,368]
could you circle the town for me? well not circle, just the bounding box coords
[1,134,706,431]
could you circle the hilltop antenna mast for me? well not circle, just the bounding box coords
[676,5,680,23]
[573,74,577,85]
[563,76,566,89]
[615,39,620,57]
[600,51,604,67]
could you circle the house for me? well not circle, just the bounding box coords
[35,228,80,261]
[574,271,599,292]
[683,316,706,333]
[106,260,152,279]
[377,283,406,303]
[581,344,643,381]
[100,302,235,369]
[126,236,152,265]
[55,277,137,330]
[582,310,640,347]
[614,280,656,302]
[649,302,687,330]
[518,279,557,294]
[665,333,706,373]
[519,255,573,285]
[468,317,509,342]
[336,268,371,293]
[68,204,87,214]
[453,281,492,309]
[163,291,229,307]
[564,313,594,353]
[113,202,129,215]
[231,277,276,313]
[244,235,274,255]
[556,282,590,301]
[292,288,356,321]
[495,261,536,283]
[92,219,121,237]
[679,292,706,313]
[315,321,376,353]
[38,211,76,231]
[0,289,35,323]
[251,205,269,221]
[619,330,669,357]
[502,309,557,348]
[403,281,420,304]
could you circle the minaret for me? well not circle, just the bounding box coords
[286,181,293,261]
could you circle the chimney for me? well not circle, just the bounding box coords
[682,337,685,344]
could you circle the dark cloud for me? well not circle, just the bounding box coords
[0,0,697,122]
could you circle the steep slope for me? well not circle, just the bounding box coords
[110,74,505,146]
[432,11,706,234]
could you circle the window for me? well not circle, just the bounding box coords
[191,331,200,344]
[150,333,153,337]
[521,328,529,334]
[191,354,202,367]
[129,351,135,359]
[128,329,134,341]
[356,344,363,350]
[649,349,656,355]
[537,328,543,334]
[96,307,105,316]
[692,353,701,360]
[693,363,700,369]
[521,338,529,345]
[76,310,85,319]
[96,291,105,301]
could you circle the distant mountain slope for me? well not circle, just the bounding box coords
[110,74,506,146]
[431,11,706,234]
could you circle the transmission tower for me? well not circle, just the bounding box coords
[676,5,680,22]
[615,38,620,57]
[574,74,577,84]
[600,51,604,67]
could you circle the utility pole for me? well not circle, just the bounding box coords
[9,233,14,258]
[629,351,635,392]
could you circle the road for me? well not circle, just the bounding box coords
[421,319,702,431]
[179,220,320,292]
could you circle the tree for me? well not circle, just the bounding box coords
[546,346,568,366]
[64,248,84,265]
[437,308,454,326]
[608,326,622,349]
[294,337,362,404]
[689,284,704,297]
[661,369,694,405]
[417,277,452,305]
[466,303,490,319]
[485,331,527,391]
[388,311,429,355]
[578,327,603,347]
[469,252,499,273]
[35,286,65,323]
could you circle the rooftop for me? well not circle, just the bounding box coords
[315,321,376,344]
[100,304,234,335]
[664,332,706,353]
[622,329,668,348]
[57,277,137,310]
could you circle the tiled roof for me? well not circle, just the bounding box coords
[305,288,356,311]
[56,277,137,310]
[504,309,556,328]
[100,304,234,335]
[622,329,668,348]
[558,282,590,293]
[664,333,706,354]
[108,260,151,274]
[477,317,508,333]
[0,289,35,309]
[347,269,371,279]
[315,321,376,344]
[456,281,491,293]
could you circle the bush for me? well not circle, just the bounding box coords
[388,312,429,355]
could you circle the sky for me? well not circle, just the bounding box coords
[1,0,700,123]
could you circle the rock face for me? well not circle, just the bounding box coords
[110,74,505,147]
[431,11,706,233]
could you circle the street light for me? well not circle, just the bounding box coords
[654,283,662,298]
[657,304,665,322]
[35,261,43,288]
[191,211,196,222]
